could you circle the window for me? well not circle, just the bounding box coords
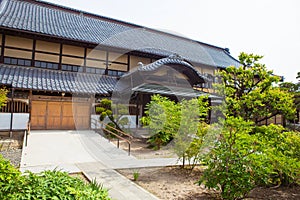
[35,60,58,70]
[4,57,31,67]
[62,64,81,72]
[107,70,125,77]
[86,67,105,74]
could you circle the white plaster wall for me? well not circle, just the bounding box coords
[0,113,29,130]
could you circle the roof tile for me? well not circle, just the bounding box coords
[0,0,240,68]
[0,64,117,94]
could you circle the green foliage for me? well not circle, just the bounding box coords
[280,73,300,123]
[96,98,129,132]
[199,117,259,199]
[199,53,300,199]
[0,87,8,109]
[0,154,22,198]
[97,98,113,121]
[254,125,300,186]
[198,115,300,199]
[133,171,140,181]
[215,52,295,124]
[141,95,210,152]
[0,155,110,200]
[181,122,210,169]
[174,97,209,168]
[104,122,118,138]
[141,95,181,149]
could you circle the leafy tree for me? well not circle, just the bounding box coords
[141,95,181,149]
[0,87,8,109]
[199,53,300,199]
[141,94,210,154]
[279,72,300,123]
[215,52,295,125]
[174,97,209,168]
[96,98,129,132]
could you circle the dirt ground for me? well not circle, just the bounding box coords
[118,166,300,200]
[111,137,176,159]
[115,138,300,200]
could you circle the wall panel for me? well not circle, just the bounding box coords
[86,48,106,60]
[62,44,84,57]
[36,40,60,53]
[6,36,33,49]
[35,52,59,62]
[62,56,84,65]
[4,48,32,59]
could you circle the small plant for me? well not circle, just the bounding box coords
[133,171,140,181]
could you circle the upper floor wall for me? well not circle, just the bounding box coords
[0,33,157,77]
[0,32,219,82]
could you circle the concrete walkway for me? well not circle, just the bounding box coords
[21,130,179,200]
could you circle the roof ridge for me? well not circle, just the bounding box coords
[22,0,143,28]
[20,0,227,51]
[0,0,240,67]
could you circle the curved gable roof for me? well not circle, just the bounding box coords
[0,0,240,68]
[137,55,209,85]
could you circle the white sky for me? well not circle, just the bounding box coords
[45,0,300,82]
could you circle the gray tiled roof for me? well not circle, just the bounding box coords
[0,0,240,68]
[0,64,117,94]
[132,83,220,99]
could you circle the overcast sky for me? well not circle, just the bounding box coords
[45,0,300,82]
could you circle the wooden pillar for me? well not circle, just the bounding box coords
[208,98,212,124]
[105,51,109,75]
[28,90,32,132]
[31,39,36,67]
[127,54,130,72]
[58,43,63,70]
[1,34,5,63]
[9,88,14,137]
[135,93,139,127]
[83,47,87,73]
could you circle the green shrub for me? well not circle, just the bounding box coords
[198,118,300,200]
[0,87,8,109]
[0,154,22,198]
[199,117,259,199]
[254,125,300,186]
[0,155,110,200]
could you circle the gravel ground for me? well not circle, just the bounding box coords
[0,148,22,168]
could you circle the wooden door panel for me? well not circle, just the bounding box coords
[31,100,90,130]
[62,102,75,129]
[47,102,61,129]
[48,102,61,117]
[47,117,61,129]
[74,103,90,129]
[31,101,47,129]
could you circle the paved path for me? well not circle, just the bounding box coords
[21,130,179,200]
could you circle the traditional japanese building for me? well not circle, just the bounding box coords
[0,0,241,130]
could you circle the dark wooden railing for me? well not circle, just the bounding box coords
[91,119,132,155]
[24,122,30,147]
